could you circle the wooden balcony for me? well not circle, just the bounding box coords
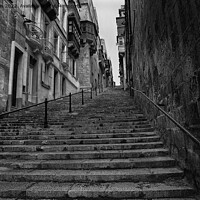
[68,20,81,58]
[68,0,81,28]
[81,21,97,55]
[39,0,59,21]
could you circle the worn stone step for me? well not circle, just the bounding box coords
[0,180,194,199]
[0,148,169,160]
[48,119,149,125]
[0,142,163,152]
[60,128,154,134]
[0,199,196,200]
[0,168,183,183]
[0,156,176,170]
[0,136,160,145]
[0,131,157,140]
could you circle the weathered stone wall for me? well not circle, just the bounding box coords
[127,0,200,191]
[77,44,91,88]
[130,0,200,127]
[0,0,15,113]
[133,92,200,191]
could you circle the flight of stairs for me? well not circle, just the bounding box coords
[0,88,197,199]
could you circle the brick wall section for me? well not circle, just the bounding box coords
[0,1,15,113]
[126,0,200,191]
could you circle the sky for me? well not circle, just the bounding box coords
[92,0,124,85]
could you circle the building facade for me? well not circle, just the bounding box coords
[0,0,15,113]
[0,0,83,112]
[76,0,98,90]
[0,0,112,113]
[116,5,126,90]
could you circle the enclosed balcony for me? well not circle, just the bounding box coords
[68,0,81,29]
[39,0,59,21]
[68,21,81,58]
[42,40,54,63]
[81,21,97,55]
[26,23,43,51]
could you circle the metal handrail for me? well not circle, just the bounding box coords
[0,87,95,128]
[131,87,200,146]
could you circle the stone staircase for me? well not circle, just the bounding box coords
[0,87,197,199]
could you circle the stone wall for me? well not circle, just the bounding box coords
[133,91,200,191]
[129,0,200,127]
[127,0,200,191]
[0,0,15,113]
[77,44,91,88]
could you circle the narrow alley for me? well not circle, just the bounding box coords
[0,87,197,199]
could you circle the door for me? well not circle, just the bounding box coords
[53,70,58,99]
[12,51,20,107]
[28,56,37,103]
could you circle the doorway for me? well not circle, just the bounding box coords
[28,56,37,103]
[12,50,22,107]
[53,70,58,99]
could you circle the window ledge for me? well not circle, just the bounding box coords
[42,81,50,90]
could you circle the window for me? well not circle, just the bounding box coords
[81,23,86,32]
[32,4,37,22]
[61,43,66,62]
[68,56,76,77]
[61,7,66,29]
[72,60,75,76]
[44,18,49,39]
[54,32,59,56]
[41,63,51,89]
[68,21,73,32]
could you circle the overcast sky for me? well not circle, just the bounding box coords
[92,0,124,85]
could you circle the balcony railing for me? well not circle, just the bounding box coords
[42,40,54,62]
[26,23,43,50]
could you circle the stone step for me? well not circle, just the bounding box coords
[0,156,176,170]
[0,131,157,140]
[0,180,194,199]
[0,136,160,145]
[0,168,183,183]
[61,128,154,134]
[0,120,150,127]
[0,142,163,152]
[0,199,196,200]
[0,148,169,160]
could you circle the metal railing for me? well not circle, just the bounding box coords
[130,87,200,146]
[0,87,100,128]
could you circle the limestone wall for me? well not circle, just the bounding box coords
[127,0,200,191]
[0,0,15,113]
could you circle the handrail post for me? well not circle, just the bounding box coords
[95,87,97,96]
[44,98,48,128]
[69,93,72,113]
[99,86,100,94]
[82,89,84,105]
[91,88,92,99]
[130,87,132,96]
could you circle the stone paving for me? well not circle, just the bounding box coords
[0,87,197,199]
